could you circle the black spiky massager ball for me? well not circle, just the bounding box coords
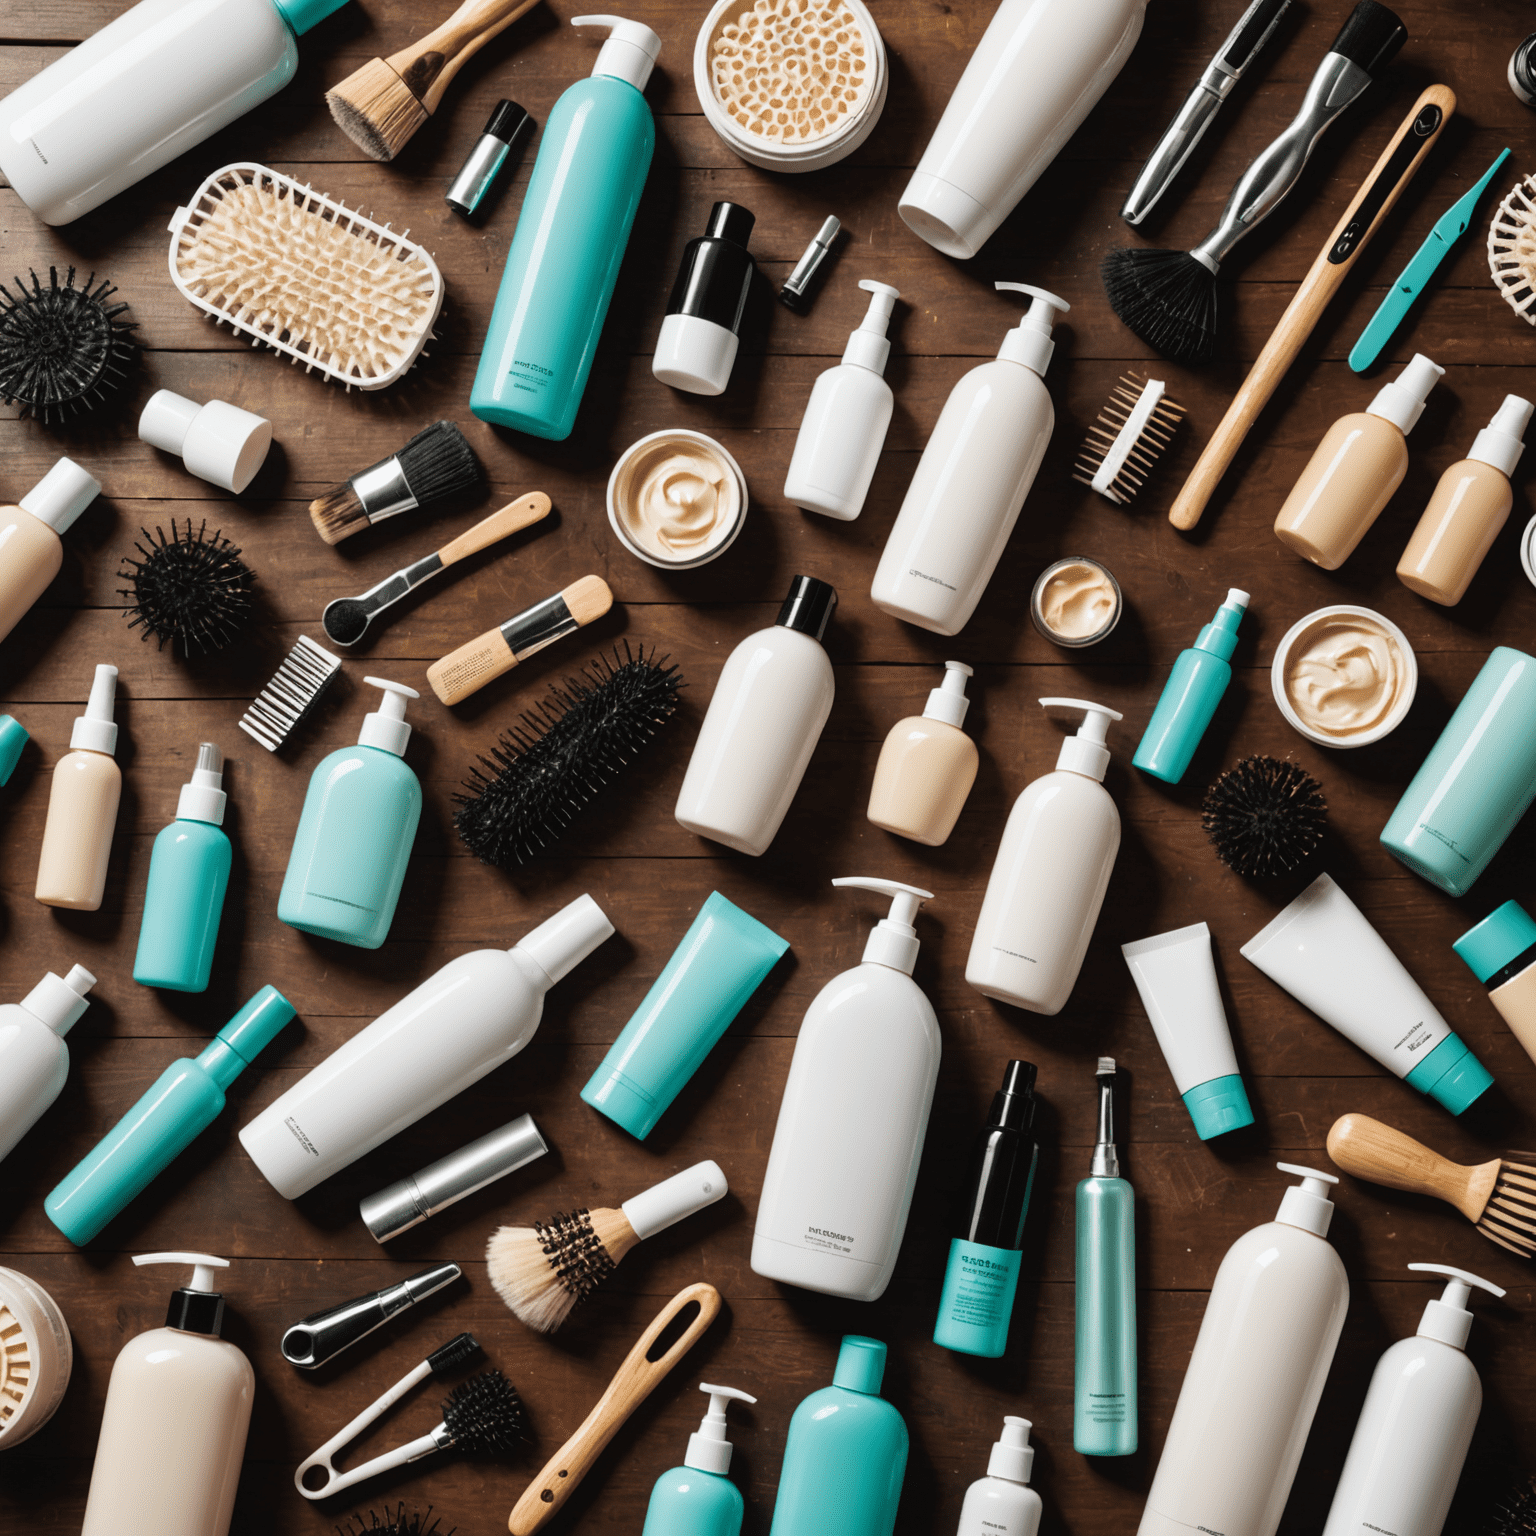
[1202,756,1327,877]
[118,520,256,656]
[0,267,137,425]
[1490,1477,1536,1536]
[441,1369,526,1456]
[339,1507,452,1536]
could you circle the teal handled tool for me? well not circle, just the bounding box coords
[1349,148,1511,372]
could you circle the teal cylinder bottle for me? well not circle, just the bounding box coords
[134,742,232,992]
[642,1383,755,1536]
[45,986,294,1244]
[769,1336,908,1536]
[278,678,421,949]
[469,16,660,440]
[1134,589,1248,784]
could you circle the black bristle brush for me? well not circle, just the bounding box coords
[455,644,682,868]
[341,1509,453,1536]
[0,267,137,425]
[118,520,256,656]
[1487,1474,1536,1536]
[1202,756,1326,877]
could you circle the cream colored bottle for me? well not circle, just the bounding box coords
[868,660,979,846]
[0,458,100,643]
[1397,394,1533,605]
[1273,354,1442,569]
[36,664,122,910]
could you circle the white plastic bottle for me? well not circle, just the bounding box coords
[958,1417,1043,1536]
[752,879,941,1301]
[239,896,613,1197]
[871,285,1069,636]
[0,966,96,1164]
[1321,1264,1503,1536]
[1138,1165,1350,1536]
[784,281,900,520]
[80,1253,254,1536]
[967,699,1122,1015]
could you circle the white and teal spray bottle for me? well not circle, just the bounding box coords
[641,1383,756,1536]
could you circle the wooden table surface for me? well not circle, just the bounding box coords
[4,0,1536,1531]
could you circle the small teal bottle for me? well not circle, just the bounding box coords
[1133,589,1248,784]
[642,1383,755,1536]
[470,16,660,440]
[133,741,232,992]
[1074,1057,1136,1456]
[45,985,294,1244]
[769,1336,908,1536]
[278,677,421,948]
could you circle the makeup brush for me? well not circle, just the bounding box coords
[1202,756,1327,877]
[118,520,256,656]
[487,1161,727,1333]
[1327,1113,1536,1259]
[1072,373,1186,504]
[311,422,485,546]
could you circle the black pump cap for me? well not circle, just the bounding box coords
[706,201,756,246]
[989,1059,1038,1131]
[166,1287,226,1336]
[776,575,837,641]
[1329,0,1406,75]
[485,100,532,145]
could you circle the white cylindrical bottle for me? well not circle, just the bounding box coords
[36,664,123,911]
[1138,1165,1350,1536]
[1321,1264,1502,1536]
[784,280,901,521]
[967,699,1122,1015]
[674,576,837,856]
[238,896,613,1197]
[871,285,1069,636]
[958,1417,1043,1536]
[752,879,941,1302]
[0,965,96,1165]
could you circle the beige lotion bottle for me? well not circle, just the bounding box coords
[36,663,122,911]
[0,458,100,644]
[1397,394,1533,605]
[1273,353,1443,569]
[867,660,979,846]
[81,1253,253,1536]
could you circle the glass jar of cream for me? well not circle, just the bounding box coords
[606,429,749,569]
[1270,605,1417,748]
[1030,557,1122,647]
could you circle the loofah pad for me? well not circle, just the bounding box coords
[1489,172,1536,325]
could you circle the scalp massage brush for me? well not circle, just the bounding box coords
[1202,756,1327,877]
[118,521,256,657]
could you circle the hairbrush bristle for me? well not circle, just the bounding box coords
[339,1505,451,1536]
[440,1370,526,1456]
[1481,1155,1536,1258]
[487,1208,622,1334]
[118,520,255,656]
[1487,1474,1536,1536]
[1202,756,1327,877]
[239,634,343,752]
[1073,371,1186,504]
[1101,246,1221,366]
[327,57,429,163]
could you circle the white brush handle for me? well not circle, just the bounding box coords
[297,1428,444,1500]
[293,1358,433,1498]
[621,1161,728,1240]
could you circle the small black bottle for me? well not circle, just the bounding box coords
[653,201,756,396]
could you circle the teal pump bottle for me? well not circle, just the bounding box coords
[1134,589,1248,784]
[769,1336,908,1536]
[1074,1057,1137,1456]
[642,1383,756,1536]
[134,742,232,992]
[470,16,661,440]
[45,986,294,1244]
[278,677,421,948]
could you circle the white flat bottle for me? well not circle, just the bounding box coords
[958,1417,1042,1536]
[0,965,96,1164]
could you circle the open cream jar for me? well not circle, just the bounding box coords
[1031,557,1122,647]
[607,429,748,570]
[1271,605,1417,748]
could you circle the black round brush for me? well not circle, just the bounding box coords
[1202,756,1326,877]
[441,1369,526,1456]
[310,421,485,545]
[340,1506,452,1536]
[118,520,256,656]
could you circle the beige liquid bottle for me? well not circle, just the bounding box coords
[1274,354,1443,569]
[0,459,100,643]
[1397,394,1533,605]
[36,664,121,910]
[867,660,980,846]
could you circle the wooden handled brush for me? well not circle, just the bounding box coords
[1168,83,1454,532]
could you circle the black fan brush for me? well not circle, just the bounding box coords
[1203,756,1326,877]
[455,644,682,868]
[340,1509,453,1536]
[310,421,485,545]
[119,520,256,656]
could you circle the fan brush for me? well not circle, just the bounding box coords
[454,643,681,867]
[340,1509,452,1536]
[118,520,256,656]
[1202,756,1326,877]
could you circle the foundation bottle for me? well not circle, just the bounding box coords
[868,661,979,846]
[0,458,100,644]
[1273,353,1443,569]
[36,664,121,911]
[1397,394,1533,605]
[1453,900,1536,1068]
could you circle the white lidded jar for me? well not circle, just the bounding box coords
[872,285,1068,636]
[1138,1165,1350,1536]
[0,965,96,1165]
[967,699,1122,1015]
[752,878,941,1301]
[958,1417,1043,1536]
[0,1266,73,1449]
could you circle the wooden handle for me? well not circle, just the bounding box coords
[1326,1112,1497,1223]
[427,627,515,705]
[437,493,551,568]
[387,0,544,114]
[1168,83,1455,532]
[508,1283,722,1535]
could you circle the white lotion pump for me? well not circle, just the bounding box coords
[872,284,1069,635]
[1321,1264,1504,1536]
[957,1417,1043,1536]
[752,878,941,1301]
[0,965,96,1164]
[967,699,1122,1014]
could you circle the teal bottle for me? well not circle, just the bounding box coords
[45,985,294,1244]
[278,678,421,949]
[1134,589,1248,784]
[134,742,232,992]
[769,1336,907,1536]
[642,1384,755,1536]
[470,16,660,440]
[1074,1057,1136,1456]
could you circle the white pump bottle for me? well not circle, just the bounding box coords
[872,284,1069,635]
[0,966,96,1164]
[641,1383,757,1536]
[1321,1264,1503,1536]
[784,280,901,521]
[957,1417,1043,1536]
[752,878,941,1302]
[967,699,1122,1015]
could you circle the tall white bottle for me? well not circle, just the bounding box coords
[871,285,1069,636]
[752,879,941,1301]
[1138,1165,1350,1536]
[784,281,901,521]
[967,699,1122,1015]
[958,1417,1043,1536]
[0,966,96,1165]
[239,896,613,1197]
[1321,1264,1503,1536]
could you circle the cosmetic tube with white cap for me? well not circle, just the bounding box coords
[0,457,100,646]
[36,664,122,911]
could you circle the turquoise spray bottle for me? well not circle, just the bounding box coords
[641,1383,756,1536]
[470,16,660,440]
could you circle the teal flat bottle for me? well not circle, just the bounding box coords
[642,1384,755,1536]
[470,16,660,440]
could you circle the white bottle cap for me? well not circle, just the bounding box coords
[1040,697,1122,781]
[1275,1161,1338,1237]
[685,1382,757,1475]
[622,1160,728,1240]
[70,664,119,754]
[987,1416,1035,1483]
[133,1251,229,1292]
[923,660,973,728]
[994,283,1070,376]
[18,457,101,534]
[1408,1262,1504,1351]
[358,676,418,756]
[575,14,661,90]
[176,741,227,826]
[1366,353,1444,435]
[1225,588,1251,610]
[833,876,933,974]
[843,280,901,374]
[1467,394,1534,477]
[514,893,615,984]
[653,313,738,395]
[139,390,273,495]
[21,963,96,1038]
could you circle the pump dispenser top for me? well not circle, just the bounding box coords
[925,661,973,727]
[27,965,96,1036]
[1408,1262,1503,1348]
[134,1250,230,1333]
[686,1382,757,1473]
[358,677,417,756]
[832,876,933,974]
[1042,697,1122,780]
[1276,1161,1338,1237]
[575,14,662,89]
[994,284,1070,375]
[844,281,901,374]
[73,665,119,754]
[1367,353,1444,434]
[988,1416,1035,1483]
[177,742,227,826]
[1469,394,1534,475]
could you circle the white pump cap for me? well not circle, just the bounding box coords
[134,1251,229,1292]
[1468,394,1534,477]
[923,660,973,728]
[987,1416,1035,1484]
[1040,697,1121,781]
[18,457,100,534]
[685,1382,757,1475]
[138,390,273,494]
[994,283,1070,375]
[21,964,96,1038]
[1367,353,1444,435]
[1275,1162,1338,1237]
[843,280,901,374]
[514,893,615,984]
[622,1159,728,1240]
[574,15,662,91]
[1225,588,1250,610]
[832,876,933,974]
[1408,1262,1504,1350]
[71,664,119,754]
[358,676,418,756]
[176,741,227,825]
